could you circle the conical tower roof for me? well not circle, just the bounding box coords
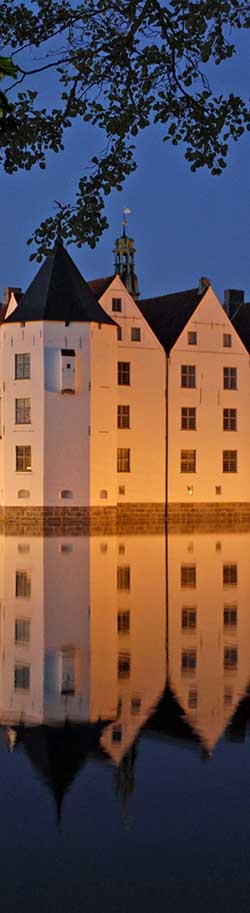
[5,241,115,325]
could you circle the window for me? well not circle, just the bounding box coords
[118,653,130,679]
[112,297,122,312]
[224,647,238,671]
[61,647,76,695]
[60,489,73,499]
[15,398,31,424]
[223,409,237,431]
[117,325,122,341]
[118,485,125,495]
[224,605,237,627]
[181,407,196,430]
[112,726,122,742]
[223,564,237,586]
[16,571,31,598]
[18,489,30,499]
[188,331,197,345]
[223,333,232,348]
[15,618,31,644]
[117,566,130,590]
[118,405,130,429]
[14,664,30,690]
[182,607,196,630]
[181,650,196,673]
[181,565,196,588]
[117,448,130,472]
[131,327,141,342]
[118,361,130,385]
[118,611,130,633]
[16,446,31,472]
[188,689,197,709]
[15,354,30,380]
[131,697,141,715]
[223,367,237,389]
[181,365,196,388]
[216,486,222,495]
[181,450,196,473]
[224,689,232,707]
[223,450,237,473]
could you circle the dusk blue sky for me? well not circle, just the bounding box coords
[0,27,249,304]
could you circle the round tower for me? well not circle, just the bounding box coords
[113,212,140,300]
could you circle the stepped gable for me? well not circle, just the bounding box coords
[139,287,207,353]
[88,275,115,300]
[232,302,250,352]
[5,242,115,325]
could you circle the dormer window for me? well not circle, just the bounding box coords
[60,349,75,393]
[112,298,122,312]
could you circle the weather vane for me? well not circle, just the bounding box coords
[122,207,131,234]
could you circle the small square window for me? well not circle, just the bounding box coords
[181,450,196,473]
[223,450,237,473]
[181,407,196,430]
[131,327,141,342]
[181,365,196,388]
[112,298,122,312]
[223,564,237,586]
[118,485,125,496]
[181,565,196,588]
[188,331,197,345]
[216,486,222,495]
[223,333,232,348]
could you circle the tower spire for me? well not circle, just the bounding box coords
[113,209,140,301]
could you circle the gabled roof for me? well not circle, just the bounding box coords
[5,243,115,325]
[88,275,115,300]
[232,302,250,352]
[138,287,207,353]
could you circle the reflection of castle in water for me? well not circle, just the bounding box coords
[1,531,250,811]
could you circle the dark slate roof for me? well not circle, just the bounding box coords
[5,243,115,325]
[232,302,250,352]
[139,287,207,353]
[88,275,115,300]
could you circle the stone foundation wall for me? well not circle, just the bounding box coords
[1,502,250,535]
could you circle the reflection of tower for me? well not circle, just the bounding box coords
[113,211,140,301]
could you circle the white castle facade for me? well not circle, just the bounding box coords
[0,229,250,526]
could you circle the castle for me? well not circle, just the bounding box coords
[1,224,250,531]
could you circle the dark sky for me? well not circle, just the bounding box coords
[0,28,249,304]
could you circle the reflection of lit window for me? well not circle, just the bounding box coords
[224,605,237,627]
[181,650,196,674]
[223,564,237,586]
[117,611,130,634]
[118,653,130,679]
[117,566,130,590]
[224,647,238,671]
[14,664,30,690]
[16,571,31,598]
[181,565,196,588]
[112,726,122,742]
[182,607,196,630]
[15,618,30,643]
[188,689,197,709]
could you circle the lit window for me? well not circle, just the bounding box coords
[181,565,196,588]
[223,450,237,473]
[223,367,237,389]
[181,407,196,430]
[118,653,130,679]
[224,647,238,671]
[117,325,122,341]
[223,333,232,348]
[118,405,130,429]
[14,664,30,690]
[117,611,130,633]
[223,408,237,431]
[15,618,31,643]
[16,571,31,598]
[182,607,196,630]
[224,605,237,627]
[223,564,237,586]
[181,365,196,388]
[117,566,130,590]
[15,398,31,424]
[118,361,130,385]
[181,650,196,673]
[131,327,141,342]
[112,298,122,312]
[181,450,196,472]
[15,354,30,380]
[117,448,130,472]
[16,446,31,472]
[188,331,197,345]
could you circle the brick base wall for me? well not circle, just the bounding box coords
[1,502,250,535]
